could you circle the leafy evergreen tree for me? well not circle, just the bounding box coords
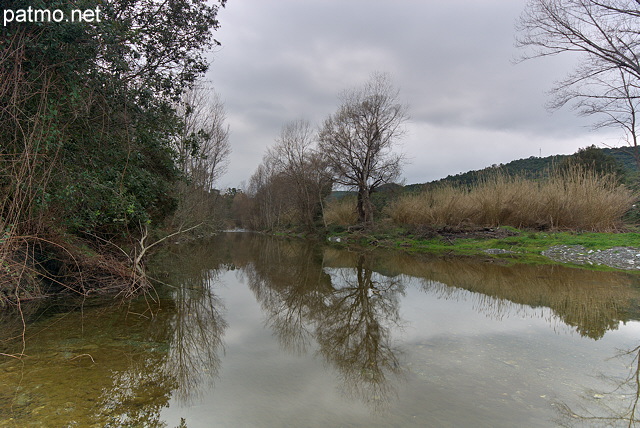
[0,0,226,236]
[0,0,227,299]
[559,145,626,182]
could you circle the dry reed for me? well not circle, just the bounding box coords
[324,196,358,226]
[389,166,636,231]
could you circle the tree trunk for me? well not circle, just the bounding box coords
[357,187,374,225]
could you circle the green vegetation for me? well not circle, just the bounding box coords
[325,225,640,270]
[248,144,639,273]
[0,0,228,303]
[319,156,639,270]
[414,146,639,190]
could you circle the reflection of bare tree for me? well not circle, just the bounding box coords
[239,237,406,409]
[0,239,230,425]
[97,348,176,428]
[0,297,179,426]
[95,282,226,426]
[322,248,640,340]
[244,240,330,355]
[96,251,228,424]
[163,274,227,404]
[149,232,640,416]
[261,277,315,356]
[147,246,228,404]
[315,254,405,409]
[555,344,640,427]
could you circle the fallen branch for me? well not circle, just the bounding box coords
[0,352,26,359]
[70,353,95,363]
[133,222,203,272]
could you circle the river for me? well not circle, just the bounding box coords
[2,232,640,427]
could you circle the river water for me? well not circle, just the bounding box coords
[2,232,640,427]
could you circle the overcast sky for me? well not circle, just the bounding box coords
[206,0,622,190]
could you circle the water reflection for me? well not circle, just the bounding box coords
[159,233,640,413]
[240,237,330,355]
[315,254,405,408]
[91,260,227,426]
[0,249,227,426]
[2,232,640,426]
[164,280,226,403]
[555,343,640,427]
[322,248,640,340]
[145,246,230,407]
[235,236,405,409]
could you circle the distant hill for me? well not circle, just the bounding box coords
[602,147,640,172]
[328,146,639,199]
[406,146,640,190]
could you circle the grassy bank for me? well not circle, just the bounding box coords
[324,225,640,270]
[317,166,640,270]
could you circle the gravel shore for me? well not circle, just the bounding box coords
[541,245,640,270]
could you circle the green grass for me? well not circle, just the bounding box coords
[326,227,640,270]
[446,231,640,252]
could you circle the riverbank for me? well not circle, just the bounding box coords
[321,225,640,272]
[0,231,145,307]
[2,226,638,306]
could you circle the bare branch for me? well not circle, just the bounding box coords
[517,0,640,166]
[318,73,408,224]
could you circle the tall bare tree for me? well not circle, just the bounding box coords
[517,0,640,167]
[319,73,408,225]
[268,119,332,229]
[176,84,231,190]
[247,159,283,229]
[246,123,332,231]
[172,83,231,229]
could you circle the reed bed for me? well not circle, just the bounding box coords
[389,167,636,231]
[324,196,358,226]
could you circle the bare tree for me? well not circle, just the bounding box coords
[268,119,332,229]
[245,119,332,231]
[176,84,231,190]
[517,0,640,167]
[172,83,231,229]
[569,67,640,168]
[247,160,281,229]
[319,73,408,225]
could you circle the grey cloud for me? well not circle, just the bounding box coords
[208,0,611,188]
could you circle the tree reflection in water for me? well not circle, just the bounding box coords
[164,272,227,404]
[315,254,405,409]
[97,248,228,425]
[555,344,640,427]
[148,234,640,420]
[242,239,329,356]
[242,237,406,410]
[0,297,182,426]
[340,249,640,341]
[149,244,229,405]
[6,232,640,425]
